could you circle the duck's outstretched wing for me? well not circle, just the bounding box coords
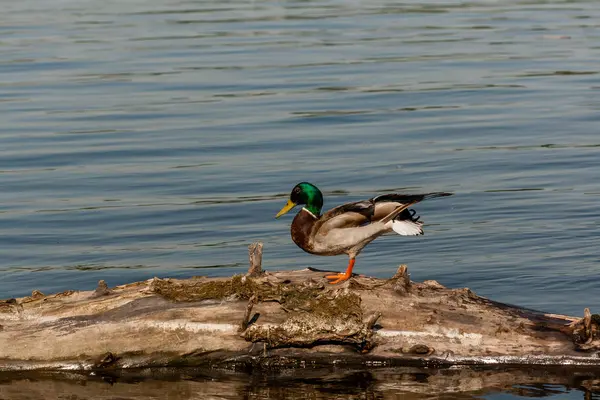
[316,192,452,235]
[370,192,452,222]
[317,200,375,232]
[371,193,453,202]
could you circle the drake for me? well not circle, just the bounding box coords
[275,182,452,284]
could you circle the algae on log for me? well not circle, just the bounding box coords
[1,265,600,372]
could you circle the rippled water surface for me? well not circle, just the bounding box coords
[2,0,600,398]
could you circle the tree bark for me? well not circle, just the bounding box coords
[1,266,598,372]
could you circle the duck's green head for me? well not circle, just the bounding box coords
[275,182,323,218]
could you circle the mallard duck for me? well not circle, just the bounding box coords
[276,182,452,284]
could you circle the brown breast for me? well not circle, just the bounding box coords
[290,209,318,254]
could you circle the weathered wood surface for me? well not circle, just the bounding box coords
[0,263,598,372]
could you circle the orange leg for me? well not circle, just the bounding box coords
[326,258,356,284]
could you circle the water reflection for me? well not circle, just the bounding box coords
[2,367,600,399]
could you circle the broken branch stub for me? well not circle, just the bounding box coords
[391,264,411,295]
[239,295,258,332]
[248,242,264,277]
[571,307,600,350]
[92,280,111,298]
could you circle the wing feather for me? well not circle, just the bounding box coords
[314,191,451,237]
[316,200,374,233]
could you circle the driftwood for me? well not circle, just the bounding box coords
[1,242,600,373]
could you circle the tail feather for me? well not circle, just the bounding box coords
[392,220,424,236]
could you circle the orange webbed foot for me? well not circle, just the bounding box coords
[325,258,356,284]
[326,272,352,284]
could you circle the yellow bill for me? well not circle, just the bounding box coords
[275,200,296,218]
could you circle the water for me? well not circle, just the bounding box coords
[2,0,600,397]
[2,367,600,400]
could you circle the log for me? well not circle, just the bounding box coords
[1,263,599,373]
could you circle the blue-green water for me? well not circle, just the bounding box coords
[2,0,600,398]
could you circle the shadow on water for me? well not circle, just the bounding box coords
[1,367,600,399]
